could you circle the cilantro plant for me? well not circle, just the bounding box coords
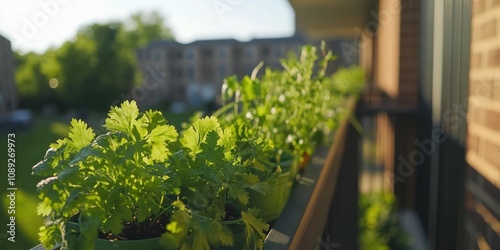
[33,101,180,249]
[217,43,352,169]
[164,116,279,250]
[33,101,275,250]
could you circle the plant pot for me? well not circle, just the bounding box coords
[246,170,293,222]
[65,222,178,250]
[299,151,311,170]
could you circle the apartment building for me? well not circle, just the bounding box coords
[0,34,17,114]
[135,36,355,108]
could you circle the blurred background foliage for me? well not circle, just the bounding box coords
[14,11,173,112]
[359,192,411,250]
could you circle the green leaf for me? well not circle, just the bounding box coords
[67,119,95,151]
[241,76,256,101]
[103,212,125,235]
[180,116,220,156]
[104,100,140,137]
[248,166,282,195]
[241,209,269,250]
[227,183,249,205]
[221,75,238,103]
[39,222,62,250]
[147,123,178,162]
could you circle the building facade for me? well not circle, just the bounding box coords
[135,37,356,108]
[0,35,17,114]
[292,0,500,249]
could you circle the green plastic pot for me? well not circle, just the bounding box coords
[246,170,293,222]
[65,222,177,250]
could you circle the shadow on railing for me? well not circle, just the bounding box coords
[264,97,360,250]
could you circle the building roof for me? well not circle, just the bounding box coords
[0,34,11,47]
[141,35,307,50]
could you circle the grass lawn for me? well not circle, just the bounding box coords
[0,107,198,249]
[0,117,70,249]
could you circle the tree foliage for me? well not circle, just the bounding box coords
[15,11,174,111]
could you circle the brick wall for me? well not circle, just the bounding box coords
[398,0,419,105]
[466,0,500,249]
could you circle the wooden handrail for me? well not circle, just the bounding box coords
[264,96,358,249]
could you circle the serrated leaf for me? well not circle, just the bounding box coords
[199,131,225,164]
[103,212,125,235]
[218,126,236,151]
[37,197,53,217]
[227,184,249,205]
[104,100,140,137]
[180,116,220,156]
[67,119,95,151]
[39,222,62,250]
[147,124,178,162]
[57,165,80,183]
[245,173,260,185]
[241,209,269,250]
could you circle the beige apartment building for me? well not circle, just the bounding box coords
[135,36,355,108]
[0,35,17,114]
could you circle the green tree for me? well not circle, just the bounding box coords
[121,10,174,49]
[15,11,174,111]
[14,52,54,110]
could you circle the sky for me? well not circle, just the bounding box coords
[0,0,295,53]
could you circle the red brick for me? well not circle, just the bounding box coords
[481,19,497,40]
[473,0,486,15]
[488,48,500,67]
[484,109,500,131]
[468,134,479,154]
[493,0,500,8]
[469,80,494,99]
[483,140,500,169]
[471,52,483,68]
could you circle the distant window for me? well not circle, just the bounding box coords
[202,48,214,59]
[274,46,284,57]
[219,65,227,77]
[233,48,242,57]
[187,48,195,60]
[154,52,161,61]
[187,66,195,80]
[176,50,183,59]
[169,66,175,79]
[260,46,270,57]
[177,85,185,96]
[245,47,254,59]
[219,48,226,59]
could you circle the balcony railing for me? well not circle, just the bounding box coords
[264,96,359,249]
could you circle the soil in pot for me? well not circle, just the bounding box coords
[66,214,178,250]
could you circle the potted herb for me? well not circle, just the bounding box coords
[215,43,349,221]
[33,101,273,250]
[164,116,279,249]
[33,101,180,249]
